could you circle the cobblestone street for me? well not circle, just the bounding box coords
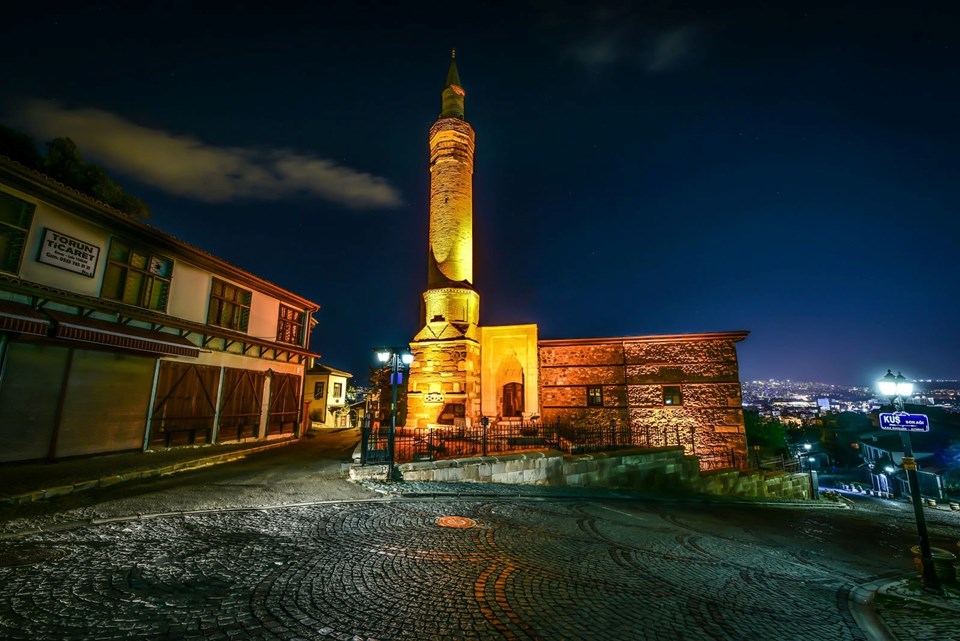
[0,497,912,641]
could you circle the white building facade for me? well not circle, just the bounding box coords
[304,363,353,429]
[0,157,319,462]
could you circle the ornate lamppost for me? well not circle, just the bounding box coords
[376,348,414,480]
[877,369,941,593]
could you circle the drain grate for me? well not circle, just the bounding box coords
[436,516,477,529]
[0,546,68,567]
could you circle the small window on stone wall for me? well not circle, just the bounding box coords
[437,403,465,425]
[663,385,683,406]
[586,386,603,407]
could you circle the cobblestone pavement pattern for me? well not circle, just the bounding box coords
[0,499,895,641]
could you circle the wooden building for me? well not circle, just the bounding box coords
[0,156,318,462]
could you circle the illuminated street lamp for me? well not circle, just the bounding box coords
[877,369,941,592]
[797,442,818,499]
[376,348,414,480]
[877,369,914,399]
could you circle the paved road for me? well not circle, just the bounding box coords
[1,438,958,641]
[1,494,950,640]
[0,429,375,535]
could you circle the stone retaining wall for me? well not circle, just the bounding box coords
[398,451,563,486]
[389,447,810,500]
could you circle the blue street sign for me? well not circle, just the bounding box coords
[879,412,930,432]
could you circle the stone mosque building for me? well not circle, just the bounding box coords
[404,54,749,465]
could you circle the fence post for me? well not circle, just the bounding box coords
[360,415,370,465]
[610,419,616,447]
[481,416,489,457]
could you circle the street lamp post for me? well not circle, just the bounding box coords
[883,465,895,497]
[877,369,941,593]
[376,348,414,481]
[800,442,819,500]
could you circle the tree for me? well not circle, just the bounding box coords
[818,411,871,468]
[744,410,788,457]
[1,125,151,219]
[368,366,408,428]
[0,125,43,169]
[43,137,151,219]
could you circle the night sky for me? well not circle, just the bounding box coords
[2,2,957,386]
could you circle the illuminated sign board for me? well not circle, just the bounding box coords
[424,392,444,404]
[879,412,929,432]
[38,228,100,277]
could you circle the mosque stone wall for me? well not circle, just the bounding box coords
[538,334,749,469]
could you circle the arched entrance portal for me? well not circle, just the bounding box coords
[496,353,524,419]
[502,381,523,418]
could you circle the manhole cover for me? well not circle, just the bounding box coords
[0,546,68,567]
[436,516,477,529]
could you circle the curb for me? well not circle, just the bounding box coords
[0,438,299,507]
[360,482,852,508]
[849,575,905,641]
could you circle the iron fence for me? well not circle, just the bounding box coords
[753,454,798,472]
[360,419,749,471]
[697,449,751,472]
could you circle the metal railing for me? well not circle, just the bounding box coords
[697,449,751,472]
[360,419,749,471]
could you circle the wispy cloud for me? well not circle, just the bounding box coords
[645,26,698,73]
[557,5,701,74]
[569,32,624,67]
[6,100,402,209]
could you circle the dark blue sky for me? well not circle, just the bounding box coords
[2,2,957,386]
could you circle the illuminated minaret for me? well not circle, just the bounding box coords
[418,49,479,338]
[428,51,473,285]
[407,51,482,427]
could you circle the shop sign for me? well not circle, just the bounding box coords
[424,392,444,404]
[38,228,100,277]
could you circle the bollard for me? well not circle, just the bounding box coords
[926,498,937,508]
[911,546,956,584]
[950,502,959,511]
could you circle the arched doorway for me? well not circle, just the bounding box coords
[502,381,523,418]
[496,352,524,419]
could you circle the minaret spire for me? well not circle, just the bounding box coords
[440,48,465,119]
[407,52,482,429]
[426,51,475,290]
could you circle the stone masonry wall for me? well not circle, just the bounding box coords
[538,334,749,470]
[393,447,809,500]
[623,337,747,466]
[406,340,481,428]
[539,343,623,367]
